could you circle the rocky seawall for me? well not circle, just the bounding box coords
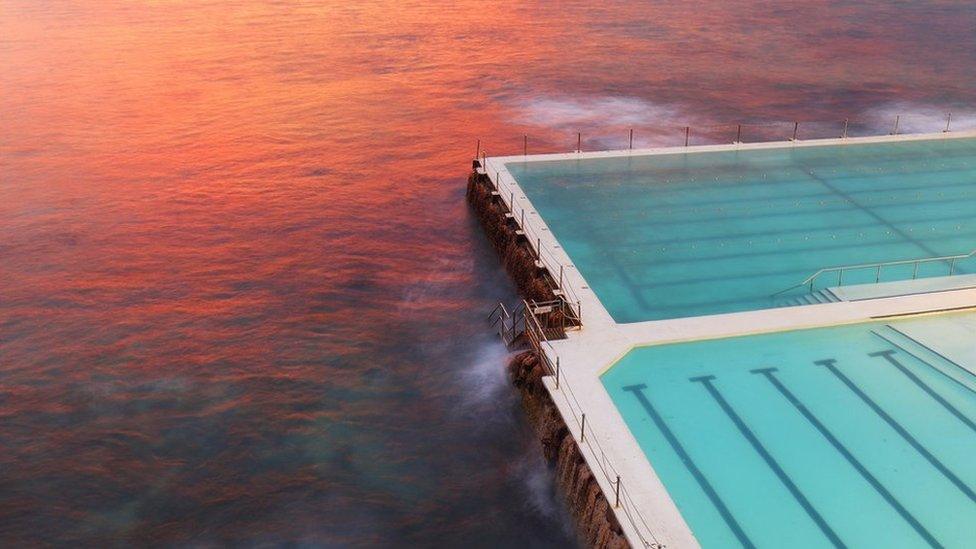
[467,169,629,548]
[509,352,628,549]
[466,170,557,302]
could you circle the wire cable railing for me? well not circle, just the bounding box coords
[521,301,664,548]
[478,111,969,158]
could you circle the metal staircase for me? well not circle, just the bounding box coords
[487,298,579,348]
[487,301,525,347]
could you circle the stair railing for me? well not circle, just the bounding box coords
[772,248,976,297]
[488,301,527,346]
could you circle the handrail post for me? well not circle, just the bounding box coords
[838,269,844,286]
[523,134,527,156]
[615,476,621,508]
[945,112,952,133]
[842,118,849,139]
[561,299,567,332]
[892,115,900,135]
[684,126,690,147]
[912,261,919,280]
[555,356,560,388]
[476,138,480,159]
[734,124,741,144]
[792,121,798,141]
[510,312,517,342]
[577,132,581,153]
[876,265,882,283]
[580,413,586,442]
[535,238,541,259]
[949,258,956,275]
[559,265,563,289]
[629,128,634,150]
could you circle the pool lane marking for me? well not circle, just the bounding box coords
[815,359,976,503]
[689,375,846,549]
[622,383,756,549]
[751,367,944,549]
[866,348,976,433]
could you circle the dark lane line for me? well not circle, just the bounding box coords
[816,359,976,504]
[690,375,846,548]
[622,384,755,549]
[868,348,976,433]
[751,368,944,549]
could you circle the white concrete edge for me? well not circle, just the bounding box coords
[613,289,976,357]
[488,128,976,165]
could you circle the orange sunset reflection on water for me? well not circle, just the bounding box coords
[2,0,975,545]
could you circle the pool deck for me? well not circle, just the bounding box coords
[482,129,976,548]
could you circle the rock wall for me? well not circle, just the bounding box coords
[509,352,629,549]
[466,170,554,301]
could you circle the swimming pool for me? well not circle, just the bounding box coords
[602,313,976,548]
[506,137,976,322]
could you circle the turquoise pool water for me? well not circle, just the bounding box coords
[602,315,976,548]
[506,137,976,322]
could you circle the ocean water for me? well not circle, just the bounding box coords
[2,1,976,545]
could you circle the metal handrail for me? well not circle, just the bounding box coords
[521,301,662,548]
[487,302,509,323]
[489,301,530,346]
[772,248,976,297]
